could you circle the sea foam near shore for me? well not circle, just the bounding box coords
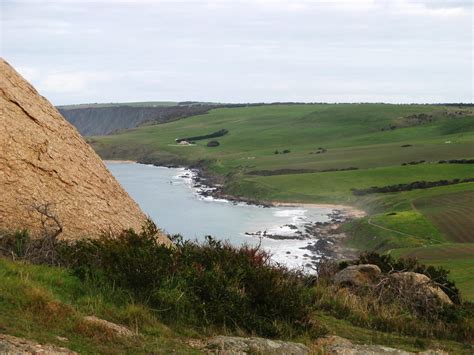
[172,168,332,271]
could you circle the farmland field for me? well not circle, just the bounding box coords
[91,103,474,299]
[391,244,474,301]
[413,190,474,243]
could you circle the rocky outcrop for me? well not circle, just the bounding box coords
[81,316,135,338]
[0,334,77,354]
[206,336,310,354]
[314,336,449,355]
[333,264,382,287]
[0,58,168,244]
[390,272,452,305]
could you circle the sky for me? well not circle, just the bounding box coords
[1,0,473,105]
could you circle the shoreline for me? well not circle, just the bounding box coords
[272,202,366,218]
[106,159,363,263]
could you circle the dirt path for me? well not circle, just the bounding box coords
[367,216,418,239]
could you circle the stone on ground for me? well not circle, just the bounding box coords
[0,333,76,354]
[206,335,309,354]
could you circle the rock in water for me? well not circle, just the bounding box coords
[0,58,168,243]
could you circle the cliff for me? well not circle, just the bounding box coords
[59,105,213,136]
[0,58,168,243]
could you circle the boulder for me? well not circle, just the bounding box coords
[390,272,452,305]
[0,58,169,244]
[81,316,135,338]
[206,336,309,354]
[333,264,382,287]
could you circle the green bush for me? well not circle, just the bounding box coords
[0,229,30,258]
[58,224,317,338]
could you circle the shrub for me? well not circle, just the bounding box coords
[352,178,474,195]
[0,229,30,258]
[176,129,228,143]
[58,225,316,338]
[345,252,461,304]
[206,140,220,147]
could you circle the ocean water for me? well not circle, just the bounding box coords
[107,162,334,270]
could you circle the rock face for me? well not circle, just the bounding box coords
[0,58,168,243]
[333,264,382,287]
[206,336,310,354]
[314,335,448,355]
[59,104,213,136]
[390,272,453,305]
[0,333,77,354]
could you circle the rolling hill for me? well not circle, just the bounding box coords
[90,103,474,298]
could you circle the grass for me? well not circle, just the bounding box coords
[413,190,474,243]
[0,258,197,354]
[313,313,472,354]
[391,244,474,302]
[229,164,474,204]
[90,103,474,303]
[1,232,473,354]
[93,104,474,174]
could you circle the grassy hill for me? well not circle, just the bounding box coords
[1,238,472,354]
[91,103,474,298]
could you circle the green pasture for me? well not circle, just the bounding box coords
[93,104,474,175]
[92,103,474,299]
[391,244,474,301]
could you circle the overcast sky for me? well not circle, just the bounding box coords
[1,0,473,105]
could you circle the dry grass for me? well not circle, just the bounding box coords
[312,280,474,341]
[74,319,121,343]
[24,286,74,326]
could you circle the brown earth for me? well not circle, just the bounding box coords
[0,58,169,244]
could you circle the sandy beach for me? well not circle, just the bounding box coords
[272,202,366,218]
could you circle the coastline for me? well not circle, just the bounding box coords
[106,159,363,263]
[272,202,366,218]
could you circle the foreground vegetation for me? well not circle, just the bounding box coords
[1,226,473,353]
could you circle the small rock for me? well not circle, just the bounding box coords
[207,335,309,354]
[82,316,135,338]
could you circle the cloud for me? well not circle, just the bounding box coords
[3,0,472,104]
[391,0,469,17]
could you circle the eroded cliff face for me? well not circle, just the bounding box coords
[0,58,168,243]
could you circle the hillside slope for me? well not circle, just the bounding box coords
[59,105,213,136]
[90,103,474,296]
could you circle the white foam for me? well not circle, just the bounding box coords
[273,209,307,218]
[259,238,321,273]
